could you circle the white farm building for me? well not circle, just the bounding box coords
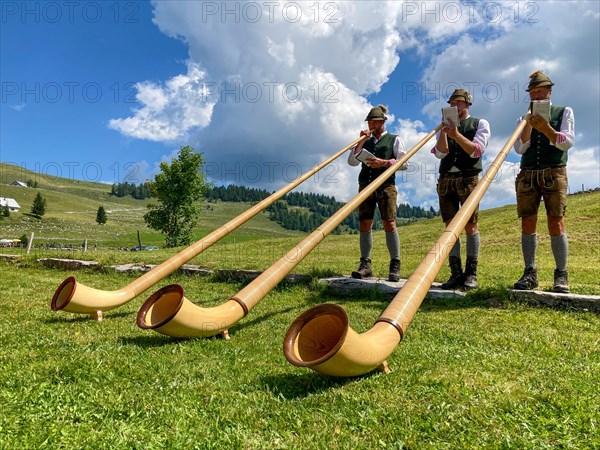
[0,197,21,212]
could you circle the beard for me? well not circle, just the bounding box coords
[370,124,384,135]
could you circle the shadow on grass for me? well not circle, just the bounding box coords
[117,334,188,348]
[45,310,133,323]
[232,306,297,334]
[258,372,376,399]
[418,289,509,313]
[313,284,510,313]
[115,305,298,344]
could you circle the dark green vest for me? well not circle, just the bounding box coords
[520,106,567,169]
[358,133,397,187]
[439,116,482,175]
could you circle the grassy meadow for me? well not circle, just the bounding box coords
[0,165,599,448]
[0,162,303,249]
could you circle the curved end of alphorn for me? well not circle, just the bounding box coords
[283,303,401,377]
[51,276,133,315]
[137,284,246,339]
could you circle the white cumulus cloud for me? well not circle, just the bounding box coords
[109,0,599,209]
[108,63,215,141]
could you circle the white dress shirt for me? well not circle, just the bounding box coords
[431,116,491,160]
[348,130,406,167]
[514,105,575,154]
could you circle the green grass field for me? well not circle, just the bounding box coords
[0,165,599,448]
[0,162,303,248]
[1,265,598,448]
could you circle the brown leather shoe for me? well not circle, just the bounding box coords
[463,256,478,290]
[388,258,400,282]
[514,267,538,290]
[553,269,569,293]
[351,258,372,279]
[441,256,464,290]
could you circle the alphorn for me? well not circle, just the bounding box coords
[283,119,527,377]
[136,126,441,338]
[51,136,367,318]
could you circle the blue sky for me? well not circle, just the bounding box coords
[2,1,599,210]
[1,2,187,183]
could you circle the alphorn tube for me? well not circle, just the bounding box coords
[137,126,442,338]
[51,137,367,317]
[283,119,528,377]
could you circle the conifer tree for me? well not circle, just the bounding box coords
[96,206,107,225]
[31,192,46,218]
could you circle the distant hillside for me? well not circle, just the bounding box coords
[1,163,437,235]
[0,163,301,246]
[205,184,438,233]
[2,162,596,258]
[0,162,122,203]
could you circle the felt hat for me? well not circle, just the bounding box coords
[365,104,388,121]
[527,70,554,91]
[448,88,472,105]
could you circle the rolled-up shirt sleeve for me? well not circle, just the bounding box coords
[391,136,407,168]
[348,133,407,167]
[430,117,490,159]
[514,116,529,154]
[348,146,361,166]
[393,136,406,160]
[431,143,446,159]
[471,119,490,158]
[514,106,574,154]
[555,107,574,151]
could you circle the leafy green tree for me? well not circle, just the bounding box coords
[31,192,46,218]
[1,205,9,218]
[96,206,107,225]
[144,146,211,248]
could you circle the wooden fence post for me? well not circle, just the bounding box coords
[26,232,34,255]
